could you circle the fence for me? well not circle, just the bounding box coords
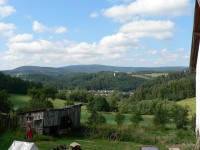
[0,114,18,132]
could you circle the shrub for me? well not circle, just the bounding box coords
[87,111,106,125]
[153,103,168,129]
[171,105,189,129]
[190,114,196,132]
[115,112,125,126]
[130,109,143,126]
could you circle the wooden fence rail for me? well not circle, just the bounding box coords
[0,114,18,132]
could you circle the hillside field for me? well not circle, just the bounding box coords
[9,94,196,125]
[177,97,196,116]
[4,94,196,150]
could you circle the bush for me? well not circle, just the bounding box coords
[87,111,106,125]
[190,114,196,132]
[130,109,143,126]
[115,112,125,126]
[171,105,189,129]
[153,103,168,129]
[65,100,74,106]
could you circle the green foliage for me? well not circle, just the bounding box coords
[0,72,42,94]
[25,86,57,111]
[190,114,196,132]
[93,96,110,111]
[20,71,147,92]
[130,72,195,102]
[56,91,67,100]
[130,109,143,126]
[87,95,110,112]
[117,100,132,113]
[65,100,74,106]
[153,103,168,129]
[87,111,106,125]
[175,129,195,142]
[108,92,122,112]
[67,90,93,103]
[115,112,125,126]
[0,90,13,113]
[171,105,189,129]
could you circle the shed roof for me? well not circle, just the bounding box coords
[190,0,200,72]
[18,104,82,115]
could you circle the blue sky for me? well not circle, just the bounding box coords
[0,0,194,70]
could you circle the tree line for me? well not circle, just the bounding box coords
[17,71,147,92]
[0,72,42,94]
[130,72,195,102]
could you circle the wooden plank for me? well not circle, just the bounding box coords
[190,0,200,72]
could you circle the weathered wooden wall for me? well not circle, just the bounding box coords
[18,104,82,135]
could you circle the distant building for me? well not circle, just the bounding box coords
[18,104,82,135]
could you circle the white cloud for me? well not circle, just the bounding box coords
[2,18,177,68]
[54,26,67,34]
[157,49,179,64]
[103,0,191,22]
[182,55,189,60]
[0,0,16,19]
[33,21,67,34]
[3,30,13,36]
[32,21,47,33]
[146,50,158,55]
[90,12,98,18]
[0,22,15,31]
[8,34,33,42]
[119,20,175,40]
[177,47,186,52]
[3,37,127,68]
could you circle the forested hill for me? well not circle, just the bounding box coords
[2,65,188,74]
[130,72,195,102]
[17,72,148,92]
[0,72,42,94]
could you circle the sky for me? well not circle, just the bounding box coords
[0,0,195,70]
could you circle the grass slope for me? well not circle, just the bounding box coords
[9,94,66,109]
[177,97,196,116]
[0,130,144,150]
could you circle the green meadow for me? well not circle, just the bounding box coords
[9,94,196,125]
[4,94,195,150]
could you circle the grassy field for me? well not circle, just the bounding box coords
[4,94,196,150]
[9,94,66,109]
[0,130,151,150]
[131,73,168,80]
[9,94,196,125]
[177,97,196,116]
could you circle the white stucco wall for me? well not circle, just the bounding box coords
[197,51,200,134]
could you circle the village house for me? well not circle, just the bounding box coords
[18,104,82,135]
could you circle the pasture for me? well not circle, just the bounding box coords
[3,94,196,150]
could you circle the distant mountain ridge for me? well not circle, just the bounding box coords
[2,64,188,75]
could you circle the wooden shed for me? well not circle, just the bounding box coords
[18,104,82,135]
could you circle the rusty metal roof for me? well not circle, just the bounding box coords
[190,0,200,73]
